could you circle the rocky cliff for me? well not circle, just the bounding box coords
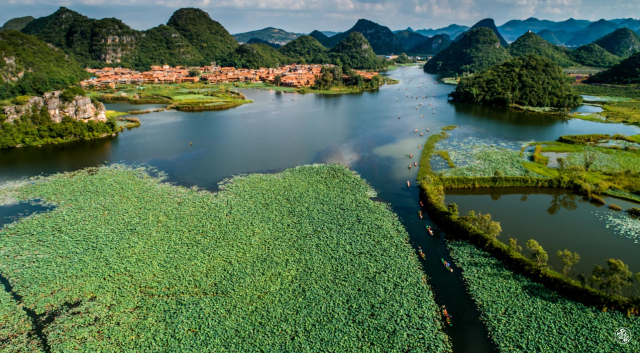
[2,91,106,123]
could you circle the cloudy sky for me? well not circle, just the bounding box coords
[3,0,640,34]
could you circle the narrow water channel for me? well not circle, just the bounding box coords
[2,67,639,351]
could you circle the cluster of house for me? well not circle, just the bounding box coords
[80,64,380,89]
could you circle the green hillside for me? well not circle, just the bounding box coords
[507,32,575,67]
[449,55,582,108]
[456,18,508,47]
[166,8,238,64]
[408,34,451,55]
[329,32,385,69]
[0,16,34,32]
[395,30,427,50]
[588,52,640,84]
[309,30,332,47]
[0,31,89,99]
[424,27,512,74]
[122,25,205,70]
[278,36,330,64]
[592,28,640,58]
[220,43,293,69]
[569,44,622,68]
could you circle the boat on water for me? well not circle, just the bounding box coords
[426,226,433,236]
[441,306,452,327]
[407,181,410,187]
[441,258,453,273]
[419,201,424,207]
[420,133,424,136]
[414,129,418,133]
[418,210,423,219]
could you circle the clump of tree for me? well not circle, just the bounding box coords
[557,249,580,277]
[526,239,548,267]
[591,259,635,296]
[588,52,640,84]
[313,66,381,91]
[449,55,582,108]
[393,53,413,64]
[461,210,502,238]
[59,87,86,102]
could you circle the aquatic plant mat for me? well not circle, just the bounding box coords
[0,164,451,352]
[448,241,640,352]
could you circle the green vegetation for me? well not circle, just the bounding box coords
[532,145,549,165]
[0,164,452,352]
[449,55,582,108]
[441,125,457,131]
[277,36,330,64]
[592,28,640,58]
[589,52,640,84]
[220,43,293,69]
[448,241,640,352]
[0,107,120,149]
[507,32,575,67]
[329,32,386,70]
[165,8,238,64]
[0,16,34,32]
[435,150,455,168]
[576,84,640,100]
[569,44,622,68]
[0,283,43,352]
[459,18,509,47]
[408,34,451,55]
[0,31,89,100]
[313,66,382,92]
[90,84,251,111]
[423,28,512,75]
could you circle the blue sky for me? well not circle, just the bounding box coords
[2,0,640,34]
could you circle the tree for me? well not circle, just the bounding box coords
[583,147,598,172]
[447,203,459,216]
[188,68,202,78]
[557,249,580,277]
[274,74,282,86]
[526,239,548,266]
[591,259,634,296]
[509,238,522,254]
[557,157,568,180]
[462,210,502,238]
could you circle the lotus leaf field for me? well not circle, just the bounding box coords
[0,164,452,352]
[566,148,640,174]
[593,210,640,244]
[0,283,43,353]
[448,241,640,352]
[434,136,538,177]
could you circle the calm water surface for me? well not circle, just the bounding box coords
[1,66,639,352]
[446,188,640,275]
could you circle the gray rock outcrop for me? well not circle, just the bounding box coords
[2,91,107,123]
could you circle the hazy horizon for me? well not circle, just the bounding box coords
[2,0,640,34]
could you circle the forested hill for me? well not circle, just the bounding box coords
[408,34,451,55]
[507,32,575,67]
[456,19,509,47]
[449,55,582,108]
[315,19,404,54]
[20,7,237,70]
[329,32,385,69]
[588,53,640,84]
[592,28,640,58]
[0,16,34,32]
[278,36,330,64]
[233,27,299,45]
[0,31,89,100]
[424,28,511,74]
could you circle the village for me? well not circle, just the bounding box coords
[80,64,380,89]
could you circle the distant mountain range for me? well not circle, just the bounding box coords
[309,19,403,54]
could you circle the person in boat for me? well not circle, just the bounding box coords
[420,201,424,206]
[410,153,413,158]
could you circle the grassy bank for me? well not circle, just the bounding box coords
[448,241,640,352]
[0,164,452,352]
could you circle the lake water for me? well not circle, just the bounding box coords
[446,188,640,275]
[1,66,639,352]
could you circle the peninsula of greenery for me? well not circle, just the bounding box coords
[449,55,582,108]
[0,164,452,352]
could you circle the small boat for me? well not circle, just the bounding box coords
[420,103,423,106]
[414,162,417,167]
[427,129,430,132]
[419,210,423,219]
[426,226,433,236]
[419,250,426,261]
[409,164,412,169]
[419,201,424,207]
[407,181,410,187]
[420,133,424,136]
[410,153,413,158]
[441,307,452,327]
[398,116,401,119]
[414,129,418,133]
[421,115,424,117]
[418,145,422,148]
[441,258,453,273]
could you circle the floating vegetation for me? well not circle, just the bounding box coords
[567,149,640,173]
[0,164,451,352]
[434,136,538,177]
[448,241,640,352]
[593,209,640,244]
[0,283,43,352]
